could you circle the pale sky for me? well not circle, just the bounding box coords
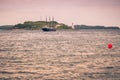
[0,0,120,27]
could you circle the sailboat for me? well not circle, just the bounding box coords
[42,17,56,31]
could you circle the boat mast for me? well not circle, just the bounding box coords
[46,17,48,27]
[48,17,51,27]
[52,17,54,27]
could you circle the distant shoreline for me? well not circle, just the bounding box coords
[0,22,119,30]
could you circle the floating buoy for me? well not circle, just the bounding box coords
[108,44,113,49]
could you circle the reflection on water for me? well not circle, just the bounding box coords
[0,29,120,80]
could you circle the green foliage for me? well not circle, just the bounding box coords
[57,24,71,29]
[15,21,47,29]
[14,21,71,30]
[24,21,45,29]
[15,23,33,29]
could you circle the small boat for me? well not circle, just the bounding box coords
[42,17,56,32]
[42,27,56,31]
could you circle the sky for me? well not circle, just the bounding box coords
[0,0,120,27]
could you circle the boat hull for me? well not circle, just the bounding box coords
[42,28,56,31]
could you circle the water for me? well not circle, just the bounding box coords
[0,29,120,80]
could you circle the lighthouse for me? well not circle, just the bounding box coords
[72,23,74,29]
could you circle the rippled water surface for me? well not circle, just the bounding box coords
[0,29,120,80]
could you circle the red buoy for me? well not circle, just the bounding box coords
[108,44,113,49]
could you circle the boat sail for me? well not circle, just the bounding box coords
[42,17,56,31]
